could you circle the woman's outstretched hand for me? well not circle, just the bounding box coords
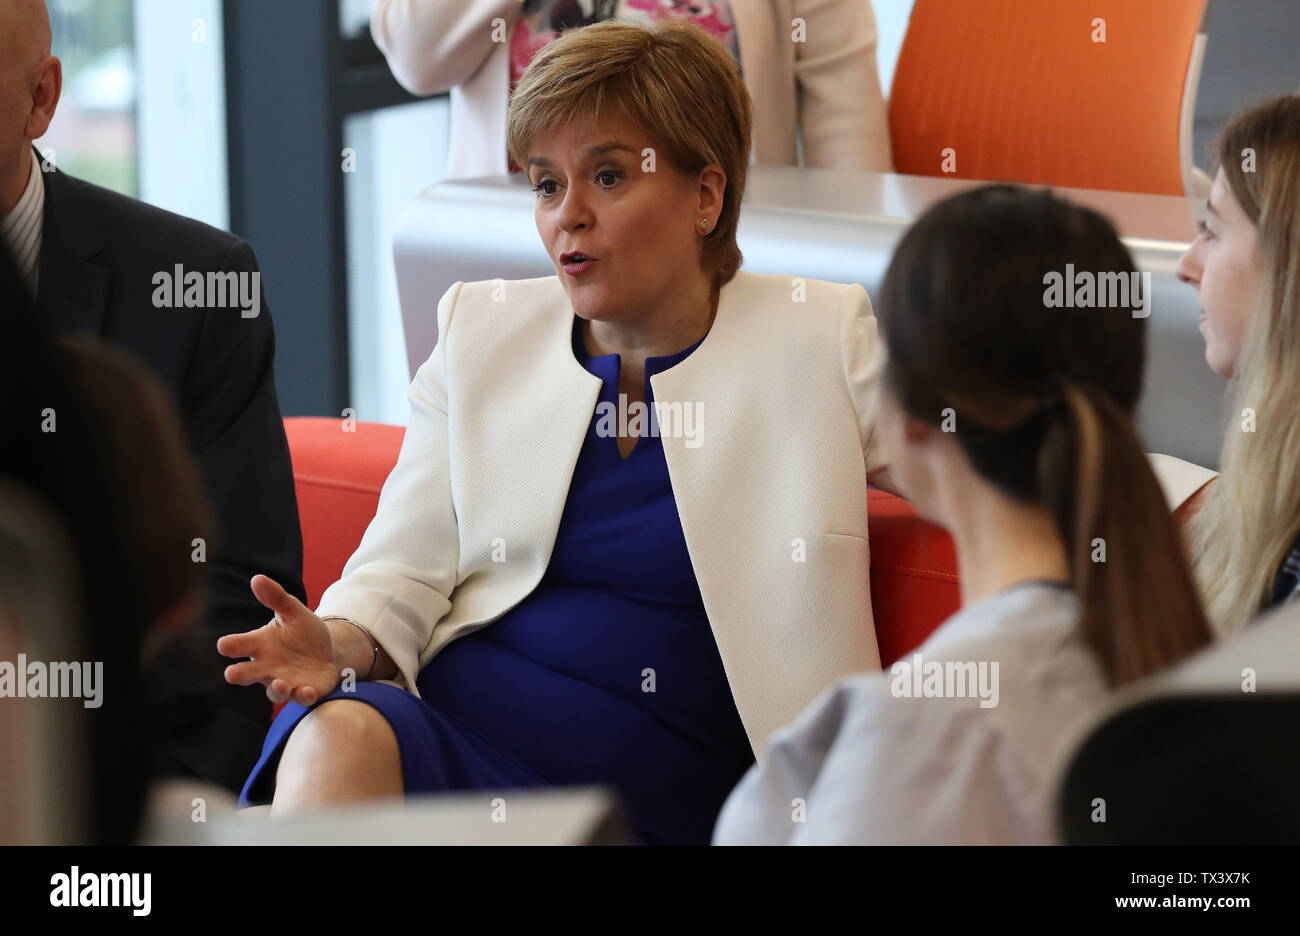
[217,574,341,707]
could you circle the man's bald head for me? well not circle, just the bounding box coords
[0,0,59,216]
[0,0,52,68]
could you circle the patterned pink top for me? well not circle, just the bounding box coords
[507,0,742,171]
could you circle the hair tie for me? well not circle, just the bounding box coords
[1038,382,1067,418]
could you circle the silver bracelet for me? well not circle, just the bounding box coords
[321,616,379,680]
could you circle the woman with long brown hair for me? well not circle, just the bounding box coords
[715,184,1213,844]
[1176,95,1300,635]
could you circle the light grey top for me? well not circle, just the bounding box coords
[712,582,1109,845]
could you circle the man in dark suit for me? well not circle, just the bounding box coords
[1,0,305,794]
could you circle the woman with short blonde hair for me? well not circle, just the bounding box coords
[506,16,752,285]
[221,20,893,846]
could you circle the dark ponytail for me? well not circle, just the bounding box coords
[1040,383,1211,684]
[878,185,1212,686]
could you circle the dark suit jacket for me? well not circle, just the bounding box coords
[38,158,306,794]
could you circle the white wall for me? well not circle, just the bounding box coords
[345,99,452,425]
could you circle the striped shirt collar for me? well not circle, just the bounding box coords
[1,148,45,295]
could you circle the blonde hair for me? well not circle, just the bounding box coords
[506,19,753,286]
[1190,95,1300,634]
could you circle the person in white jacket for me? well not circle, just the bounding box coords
[371,0,893,179]
[220,20,897,846]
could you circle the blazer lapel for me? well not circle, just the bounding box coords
[651,272,759,600]
[649,272,766,424]
[651,273,782,753]
[37,161,110,337]
[447,278,602,599]
[506,283,604,568]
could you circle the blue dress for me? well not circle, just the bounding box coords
[240,316,756,844]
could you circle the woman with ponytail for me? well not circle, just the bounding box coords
[713,185,1212,845]
[1176,95,1300,636]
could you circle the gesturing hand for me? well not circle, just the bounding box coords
[217,574,340,707]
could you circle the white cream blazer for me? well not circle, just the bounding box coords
[316,271,887,757]
[370,0,894,179]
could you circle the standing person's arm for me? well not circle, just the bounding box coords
[372,0,527,95]
[793,0,893,171]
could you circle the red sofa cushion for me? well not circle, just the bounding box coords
[284,417,961,670]
[866,489,961,666]
[285,418,407,609]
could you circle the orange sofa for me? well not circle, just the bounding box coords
[284,417,960,671]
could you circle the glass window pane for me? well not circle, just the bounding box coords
[340,0,373,37]
[41,0,138,196]
[134,0,228,229]
[344,98,452,426]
